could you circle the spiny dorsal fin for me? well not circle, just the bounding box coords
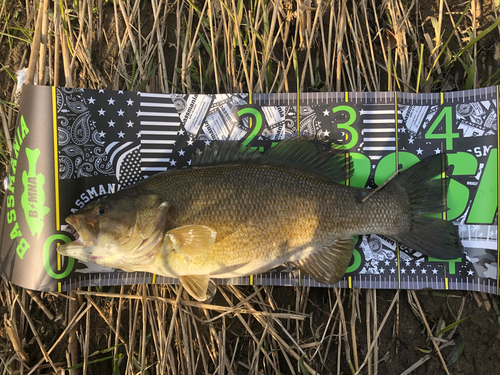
[192,137,352,183]
[291,237,356,285]
[192,142,261,166]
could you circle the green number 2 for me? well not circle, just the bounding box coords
[424,106,459,151]
[332,105,358,149]
[237,107,263,149]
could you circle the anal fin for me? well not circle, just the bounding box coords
[179,274,216,302]
[292,237,355,285]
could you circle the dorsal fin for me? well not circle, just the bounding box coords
[191,141,262,166]
[192,137,353,182]
[262,138,352,182]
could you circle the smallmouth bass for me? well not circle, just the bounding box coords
[58,139,463,301]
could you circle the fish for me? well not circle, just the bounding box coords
[57,138,463,301]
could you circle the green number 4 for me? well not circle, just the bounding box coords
[424,106,460,151]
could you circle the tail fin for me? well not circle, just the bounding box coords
[391,154,463,259]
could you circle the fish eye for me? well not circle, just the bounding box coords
[96,205,108,215]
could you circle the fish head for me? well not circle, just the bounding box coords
[58,190,170,270]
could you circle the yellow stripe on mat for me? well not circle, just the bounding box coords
[53,87,62,294]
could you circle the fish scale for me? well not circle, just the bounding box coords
[139,161,426,276]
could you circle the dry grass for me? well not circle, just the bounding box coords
[1,0,500,374]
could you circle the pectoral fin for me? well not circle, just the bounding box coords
[164,225,216,257]
[179,274,216,302]
[292,237,355,285]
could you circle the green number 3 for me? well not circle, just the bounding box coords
[332,105,358,149]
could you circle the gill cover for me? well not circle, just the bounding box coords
[58,191,171,271]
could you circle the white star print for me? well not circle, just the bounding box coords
[380,268,385,273]
[205,140,211,146]
[170,160,177,166]
[421,269,427,274]
[127,121,134,127]
[108,120,115,127]
[401,268,406,274]
[416,148,423,155]
[118,90,124,94]
[98,130,106,137]
[117,109,125,116]
[99,89,104,93]
[434,148,441,154]
[178,149,185,156]
[126,99,134,106]
[136,132,141,138]
[178,129,185,135]
[117,131,125,138]
[323,109,330,116]
[108,98,115,105]
[400,127,406,133]
[187,140,194,146]
[390,268,396,274]
[411,268,416,274]
[187,160,192,165]
[98,108,105,115]
[323,130,330,137]
[385,260,390,266]
[408,137,414,144]
[88,97,95,104]
[432,268,438,274]
[467,269,474,276]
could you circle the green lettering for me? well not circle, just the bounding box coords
[16,238,30,259]
[349,152,371,188]
[7,195,14,208]
[21,148,50,238]
[20,115,30,138]
[7,209,16,224]
[43,234,74,279]
[467,148,498,224]
[374,152,420,185]
[10,222,21,240]
[10,157,17,175]
[332,105,358,149]
[7,174,14,193]
[238,107,263,149]
[424,106,460,151]
[428,257,461,274]
[346,248,362,273]
[12,137,20,160]
[447,152,478,220]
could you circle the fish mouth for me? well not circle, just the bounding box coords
[57,214,98,261]
[65,214,98,246]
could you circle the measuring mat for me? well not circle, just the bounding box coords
[1,85,498,294]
